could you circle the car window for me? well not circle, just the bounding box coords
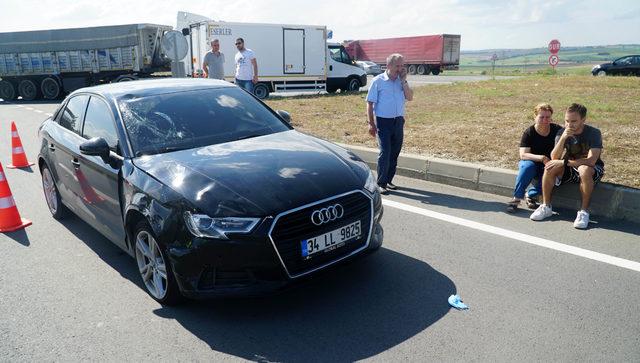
[83,96,119,150]
[59,95,88,134]
[617,56,632,65]
[118,87,291,156]
[329,47,343,63]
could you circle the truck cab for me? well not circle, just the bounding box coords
[327,43,367,93]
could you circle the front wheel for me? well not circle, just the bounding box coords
[134,221,182,305]
[596,70,606,77]
[431,68,441,76]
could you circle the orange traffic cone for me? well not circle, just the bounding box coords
[7,121,34,169]
[0,162,32,232]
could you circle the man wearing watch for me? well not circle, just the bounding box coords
[366,53,414,194]
[530,103,605,229]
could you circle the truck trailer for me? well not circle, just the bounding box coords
[177,12,366,99]
[344,34,461,75]
[0,24,173,100]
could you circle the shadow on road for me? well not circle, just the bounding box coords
[3,228,31,246]
[153,248,455,361]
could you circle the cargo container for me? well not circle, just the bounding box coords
[0,24,173,100]
[344,34,461,75]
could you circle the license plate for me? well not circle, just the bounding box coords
[301,221,361,259]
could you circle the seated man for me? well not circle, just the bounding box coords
[530,103,605,229]
[506,103,561,212]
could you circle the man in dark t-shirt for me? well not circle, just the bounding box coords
[506,103,561,213]
[530,103,605,229]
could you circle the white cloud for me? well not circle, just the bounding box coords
[0,0,638,49]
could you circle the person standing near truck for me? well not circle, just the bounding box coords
[366,53,414,194]
[202,39,225,80]
[234,38,258,93]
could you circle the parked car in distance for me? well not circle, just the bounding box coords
[592,55,640,76]
[38,78,384,304]
[356,60,383,75]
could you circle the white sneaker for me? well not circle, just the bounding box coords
[530,204,553,221]
[573,210,590,229]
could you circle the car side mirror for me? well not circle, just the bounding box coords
[181,28,190,36]
[80,137,111,164]
[276,110,291,124]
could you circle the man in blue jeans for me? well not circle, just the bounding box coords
[366,54,414,194]
[506,103,561,212]
[234,38,258,93]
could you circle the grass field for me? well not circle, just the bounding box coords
[264,75,640,189]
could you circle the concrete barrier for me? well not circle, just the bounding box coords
[338,143,640,224]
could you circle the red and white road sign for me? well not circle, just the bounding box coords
[549,55,559,67]
[548,39,561,54]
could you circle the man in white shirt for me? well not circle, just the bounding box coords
[234,37,258,93]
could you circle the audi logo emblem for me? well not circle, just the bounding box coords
[311,204,344,226]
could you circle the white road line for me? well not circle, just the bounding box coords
[46,113,53,116]
[34,109,44,113]
[25,107,34,111]
[382,198,640,273]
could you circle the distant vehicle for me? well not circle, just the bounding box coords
[592,55,640,76]
[38,78,384,304]
[177,12,366,98]
[344,34,461,75]
[355,60,383,75]
[0,24,173,101]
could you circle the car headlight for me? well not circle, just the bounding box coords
[592,65,600,70]
[184,212,260,239]
[364,169,378,194]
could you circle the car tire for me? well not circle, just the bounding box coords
[134,221,183,305]
[597,70,606,77]
[18,79,39,100]
[0,80,17,100]
[431,68,441,76]
[417,64,428,75]
[41,164,68,220]
[253,83,270,99]
[41,77,61,100]
[408,64,417,75]
[345,77,361,92]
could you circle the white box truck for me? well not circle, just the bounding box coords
[176,12,366,99]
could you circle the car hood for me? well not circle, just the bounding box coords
[597,62,613,69]
[132,130,368,217]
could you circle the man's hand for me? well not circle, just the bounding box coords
[400,67,408,81]
[544,159,565,171]
[562,127,575,138]
[368,123,377,137]
[252,75,258,84]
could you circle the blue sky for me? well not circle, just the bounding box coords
[1,0,638,50]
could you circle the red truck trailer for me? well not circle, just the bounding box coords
[344,34,460,75]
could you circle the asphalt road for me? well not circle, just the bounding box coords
[1,100,639,361]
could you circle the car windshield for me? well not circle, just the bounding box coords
[118,87,291,156]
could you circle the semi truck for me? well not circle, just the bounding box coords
[344,34,461,75]
[0,24,173,100]
[177,12,366,99]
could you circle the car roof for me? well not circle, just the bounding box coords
[69,78,236,101]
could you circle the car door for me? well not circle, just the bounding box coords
[49,94,90,216]
[77,95,127,249]
[613,56,632,76]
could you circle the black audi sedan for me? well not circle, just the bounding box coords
[38,79,384,304]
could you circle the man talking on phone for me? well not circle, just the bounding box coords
[366,53,413,194]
